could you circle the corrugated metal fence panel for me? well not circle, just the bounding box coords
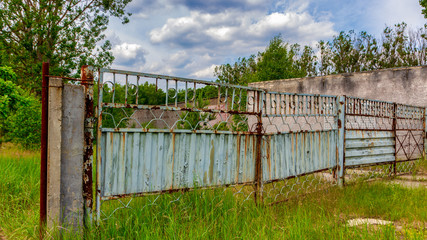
[100,131,256,198]
[262,130,337,182]
[345,130,395,166]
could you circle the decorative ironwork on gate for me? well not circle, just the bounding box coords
[95,68,426,222]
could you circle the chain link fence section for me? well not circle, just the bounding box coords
[259,92,339,205]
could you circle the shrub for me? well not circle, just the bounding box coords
[0,67,41,149]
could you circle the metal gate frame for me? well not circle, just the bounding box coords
[343,96,426,183]
[93,68,426,223]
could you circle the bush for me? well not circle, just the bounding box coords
[0,67,41,149]
[6,99,41,149]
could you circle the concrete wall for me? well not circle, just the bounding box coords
[128,98,231,129]
[249,66,427,107]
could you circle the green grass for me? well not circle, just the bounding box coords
[1,145,426,239]
[0,144,40,239]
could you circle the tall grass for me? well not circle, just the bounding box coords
[0,144,40,239]
[1,145,426,239]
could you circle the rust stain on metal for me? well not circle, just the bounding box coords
[171,133,176,189]
[209,139,215,184]
[81,65,94,223]
[266,136,271,179]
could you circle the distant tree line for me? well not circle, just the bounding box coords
[215,23,427,85]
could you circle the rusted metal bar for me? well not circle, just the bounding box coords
[96,69,104,223]
[254,92,263,204]
[393,103,397,176]
[337,96,346,187]
[423,108,426,159]
[40,62,49,238]
[45,75,94,83]
[101,182,256,201]
[101,102,260,115]
[101,68,266,91]
[81,66,94,225]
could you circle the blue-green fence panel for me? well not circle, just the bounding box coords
[262,130,337,182]
[345,130,395,166]
[100,130,257,199]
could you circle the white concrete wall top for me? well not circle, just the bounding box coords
[249,66,427,107]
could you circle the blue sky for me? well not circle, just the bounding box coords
[106,0,426,79]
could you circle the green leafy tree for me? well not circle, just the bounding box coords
[355,31,379,71]
[317,40,333,76]
[0,66,40,149]
[331,31,361,73]
[255,36,304,81]
[378,23,409,68]
[214,56,257,85]
[420,0,427,18]
[296,45,317,77]
[0,0,131,95]
[215,35,306,84]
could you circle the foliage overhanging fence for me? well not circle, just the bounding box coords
[95,68,426,221]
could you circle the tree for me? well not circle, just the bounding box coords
[214,56,257,85]
[0,0,132,95]
[215,35,306,85]
[420,0,427,18]
[255,36,304,81]
[296,45,317,77]
[0,66,41,149]
[215,24,426,84]
[317,40,333,76]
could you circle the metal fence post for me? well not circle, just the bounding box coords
[337,96,346,187]
[424,108,426,159]
[393,103,397,176]
[254,91,264,204]
[40,62,49,238]
[81,66,94,226]
[96,69,104,223]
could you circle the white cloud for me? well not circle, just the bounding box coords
[192,64,218,78]
[367,0,425,34]
[112,43,147,66]
[150,9,336,50]
[145,4,337,79]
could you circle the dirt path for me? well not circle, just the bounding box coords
[389,173,427,188]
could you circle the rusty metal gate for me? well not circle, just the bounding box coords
[344,97,426,180]
[96,68,264,220]
[95,68,426,221]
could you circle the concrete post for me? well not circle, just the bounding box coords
[47,78,63,227]
[47,78,85,232]
[337,96,346,187]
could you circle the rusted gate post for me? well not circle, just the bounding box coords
[81,66,94,225]
[337,96,346,187]
[424,108,427,158]
[254,91,264,204]
[392,103,397,176]
[40,62,49,238]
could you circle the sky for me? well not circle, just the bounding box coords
[105,0,426,80]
